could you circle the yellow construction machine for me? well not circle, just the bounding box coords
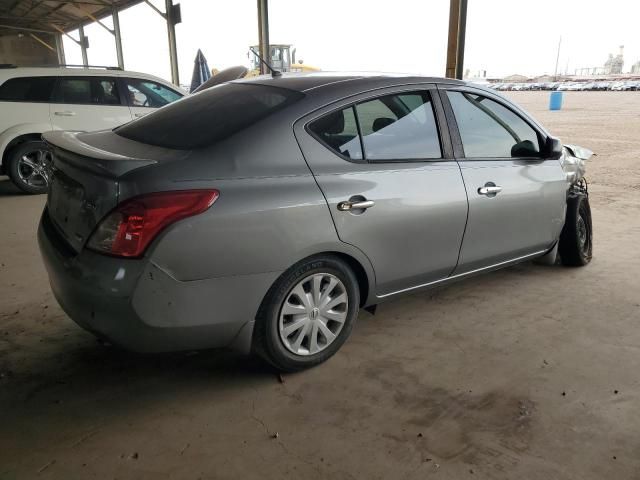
[197,44,319,93]
[247,44,319,75]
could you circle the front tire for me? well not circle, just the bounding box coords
[254,255,360,372]
[7,140,52,194]
[559,192,593,266]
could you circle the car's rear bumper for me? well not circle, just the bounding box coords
[38,209,279,353]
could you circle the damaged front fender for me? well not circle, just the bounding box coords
[560,143,594,185]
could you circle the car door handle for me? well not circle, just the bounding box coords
[54,111,76,116]
[337,199,375,211]
[134,113,147,118]
[478,184,503,196]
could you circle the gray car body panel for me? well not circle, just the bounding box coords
[38,213,276,352]
[293,83,468,296]
[453,158,566,272]
[38,73,578,354]
[436,83,567,274]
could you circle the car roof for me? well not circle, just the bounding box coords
[0,67,183,91]
[236,71,466,93]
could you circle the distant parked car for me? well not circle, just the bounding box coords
[0,66,186,193]
[620,81,639,91]
[578,82,596,91]
[39,73,594,371]
[558,83,584,91]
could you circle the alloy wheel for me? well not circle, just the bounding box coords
[17,149,51,189]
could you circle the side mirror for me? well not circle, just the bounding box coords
[545,136,563,160]
[511,139,539,158]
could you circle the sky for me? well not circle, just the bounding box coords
[62,0,640,86]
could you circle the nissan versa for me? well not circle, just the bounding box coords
[38,73,593,371]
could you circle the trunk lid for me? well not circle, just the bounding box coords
[43,130,159,253]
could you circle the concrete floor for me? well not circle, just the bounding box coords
[1,92,639,479]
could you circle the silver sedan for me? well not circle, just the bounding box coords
[38,73,593,371]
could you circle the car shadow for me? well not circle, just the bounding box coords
[1,260,566,443]
[0,177,27,197]
[14,339,277,399]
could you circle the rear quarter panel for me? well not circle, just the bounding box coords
[118,114,376,302]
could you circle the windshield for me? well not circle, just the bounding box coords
[115,83,304,149]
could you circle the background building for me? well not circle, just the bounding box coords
[604,45,625,74]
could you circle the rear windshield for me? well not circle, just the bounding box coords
[115,83,304,149]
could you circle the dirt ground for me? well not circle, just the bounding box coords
[1,91,639,480]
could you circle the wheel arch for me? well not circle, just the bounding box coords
[1,132,45,174]
[255,250,375,325]
[247,249,375,364]
[328,251,370,308]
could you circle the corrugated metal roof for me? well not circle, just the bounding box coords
[0,0,143,36]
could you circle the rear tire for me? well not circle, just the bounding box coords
[559,193,592,266]
[7,141,51,195]
[253,255,360,372]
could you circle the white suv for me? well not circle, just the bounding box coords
[0,66,185,194]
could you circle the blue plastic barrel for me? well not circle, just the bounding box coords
[549,91,563,110]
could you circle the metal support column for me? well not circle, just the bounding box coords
[78,24,88,66]
[257,0,270,75]
[55,33,66,65]
[165,0,180,85]
[445,0,468,80]
[112,7,124,69]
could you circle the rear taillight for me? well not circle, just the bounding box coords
[87,190,219,258]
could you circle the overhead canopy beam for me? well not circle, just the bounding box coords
[0,1,147,38]
[1,1,144,71]
[71,2,125,69]
[29,32,55,51]
[73,2,114,34]
[142,0,179,84]
[52,23,80,44]
[445,0,468,79]
[142,0,164,18]
[257,0,269,75]
[0,23,56,33]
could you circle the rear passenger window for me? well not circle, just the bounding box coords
[54,77,122,105]
[447,91,540,158]
[308,91,442,162]
[56,78,91,103]
[0,76,56,102]
[308,107,363,160]
[356,92,441,160]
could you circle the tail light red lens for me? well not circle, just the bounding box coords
[87,190,219,258]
